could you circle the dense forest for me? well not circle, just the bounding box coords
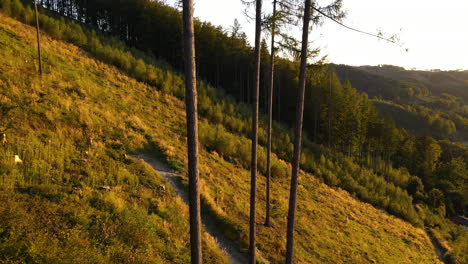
[18,0,466,218]
[361,65,468,101]
[334,64,468,141]
[0,0,467,263]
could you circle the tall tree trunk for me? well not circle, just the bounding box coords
[328,72,332,147]
[285,0,311,263]
[249,0,262,263]
[265,0,277,227]
[182,1,202,263]
[34,0,43,75]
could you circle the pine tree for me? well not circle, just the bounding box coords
[285,0,311,263]
[265,0,301,227]
[285,1,344,263]
[264,0,277,228]
[249,0,262,262]
[182,0,202,263]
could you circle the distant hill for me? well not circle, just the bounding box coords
[333,64,468,102]
[333,64,468,143]
[333,64,413,100]
[360,65,468,102]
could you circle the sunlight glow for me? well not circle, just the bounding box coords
[166,0,468,71]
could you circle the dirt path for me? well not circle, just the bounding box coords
[425,228,450,264]
[134,154,247,264]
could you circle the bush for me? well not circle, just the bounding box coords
[271,162,288,178]
[0,0,12,15]
[133,59,147,80]
[9,0,22,19]
[323,170,340,186]
[41,16,59,38]
[64,22,87,46]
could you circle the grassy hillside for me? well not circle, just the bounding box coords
[0,12,445,264]
[0,0,434,228]
[0,13,228,264]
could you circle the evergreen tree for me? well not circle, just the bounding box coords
[265,0,277,228]
[414,136,442,189]
[182,0,202,263]
[285,1,344,263]
[285,0,311,262]
[249,0,262,263]
[264,0,298,227]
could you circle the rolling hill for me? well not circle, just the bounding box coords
[0,10,447,264]
[333,64,468,144]
[333,64,468,102]
[359,65,468,102]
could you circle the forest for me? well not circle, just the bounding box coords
[0,0,467,263]
[334,64,468,141]
[9,0,464,218]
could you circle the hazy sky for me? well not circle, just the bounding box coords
[166,0,468,71]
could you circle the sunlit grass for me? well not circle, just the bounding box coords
[0,13,228,264]
[0,11,446,264]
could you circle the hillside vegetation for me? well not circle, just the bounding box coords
[334,64,468,142]
[0,9,448,264]
[360,65,468,102]
[5,0,465,234]
[0,13,229,264]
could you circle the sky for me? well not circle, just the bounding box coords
[165,0,468,71]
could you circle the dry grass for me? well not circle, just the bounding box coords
[0,13,228,264]
[0,13,442,264]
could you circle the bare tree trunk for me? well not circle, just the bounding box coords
[182,0,202,263]
[285,0,311,263]
[249,0,262,263]
[328,72,332,147]
[34,0,43,75]
[265,0,277,228]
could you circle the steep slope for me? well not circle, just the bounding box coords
[0,13,228,264]
[0,13,443,264]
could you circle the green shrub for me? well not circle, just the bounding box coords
[271,162,288,178]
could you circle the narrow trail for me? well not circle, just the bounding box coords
[425,228,450,264]
[134,154,247,264]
